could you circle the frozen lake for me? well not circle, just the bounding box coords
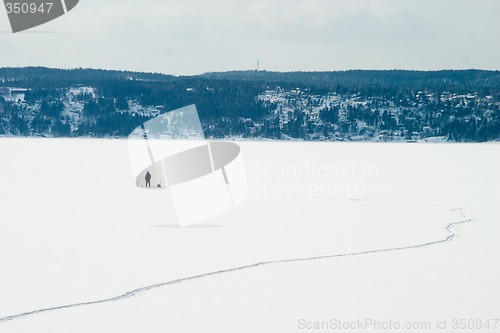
[0,139,499,332]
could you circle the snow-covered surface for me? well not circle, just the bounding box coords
[0,139,499,332]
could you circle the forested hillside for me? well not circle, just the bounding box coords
[1,67,499,141]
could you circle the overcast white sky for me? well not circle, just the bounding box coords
[0,0,498,75]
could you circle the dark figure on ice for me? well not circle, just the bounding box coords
[145,171,152,187]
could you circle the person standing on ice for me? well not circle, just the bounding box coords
[145,171,152,187]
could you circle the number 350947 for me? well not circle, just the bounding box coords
[5,2,54,14]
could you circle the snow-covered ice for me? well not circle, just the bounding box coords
[0,139,498,332]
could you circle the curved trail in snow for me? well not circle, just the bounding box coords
[0,208,474,324]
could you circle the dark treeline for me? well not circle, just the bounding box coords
[201,69,500,93]
[0,67,499,141]
[0,67,174,87]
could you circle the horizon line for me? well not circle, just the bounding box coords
[0,66,499,78]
